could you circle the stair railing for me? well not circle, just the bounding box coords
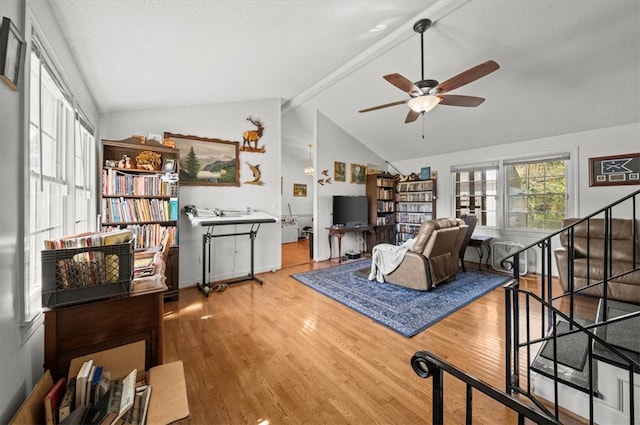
[411,350,560,425]
[502,188,640,424]
[505,280,640,423]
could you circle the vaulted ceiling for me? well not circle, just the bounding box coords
[50,0,640,162]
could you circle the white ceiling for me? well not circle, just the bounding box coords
[49,0,640,162]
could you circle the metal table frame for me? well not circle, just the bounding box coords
[186,210,277,296]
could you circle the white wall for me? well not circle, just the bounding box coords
[394,122,640,272]
[100,98,282,286]
[2,0,100,421]
[314,111,387,261]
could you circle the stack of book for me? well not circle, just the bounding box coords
[44,361,151,425]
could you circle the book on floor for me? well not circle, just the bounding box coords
[75,359,93,408]
[58,377,76,423]
[44,377,66,425]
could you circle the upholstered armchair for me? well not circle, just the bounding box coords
[554,218,640,303]
[382,218,468,291]
[458,214,478,272]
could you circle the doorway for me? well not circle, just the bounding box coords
[281,237,312,268]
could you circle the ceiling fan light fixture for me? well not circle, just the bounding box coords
[407,95,441,113]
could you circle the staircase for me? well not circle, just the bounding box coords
[504,188,640,424]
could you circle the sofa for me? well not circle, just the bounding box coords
[382,218,468,291]
[554,218,640,304]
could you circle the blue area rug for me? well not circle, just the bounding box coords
[291,259,510,337]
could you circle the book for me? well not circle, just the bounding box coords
[58,377,76,422]
[137,385,152,425]
[44,377,66,425]
[86,365,97,406]
[86,379,121,425]
[75,359,93,408]
[110,369,137,425]
[94,370,112,405]
[89,366,103,405]
[59,404,88,425]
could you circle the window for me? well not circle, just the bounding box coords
[504,154,569,231]
[452,162,498,227]
[23,35,96,323]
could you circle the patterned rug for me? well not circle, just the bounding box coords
[291,259,510,337]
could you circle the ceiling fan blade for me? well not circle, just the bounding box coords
[438,94,486,107]
[405,109,421,123]
[384,73,423,96]
[358,100,407,113]
[436,60,500,94]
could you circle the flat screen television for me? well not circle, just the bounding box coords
[332,195,368,227]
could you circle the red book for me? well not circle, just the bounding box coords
[44,377,66,425]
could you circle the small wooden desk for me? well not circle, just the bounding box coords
[469,235,493,270]
[44,285,166,381]
[327,225,374,263]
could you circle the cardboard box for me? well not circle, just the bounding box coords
[10,341,189,424]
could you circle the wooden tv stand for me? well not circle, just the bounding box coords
[327,225,375,263]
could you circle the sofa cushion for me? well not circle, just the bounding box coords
[412,218,463,254]
[560,218,640,263]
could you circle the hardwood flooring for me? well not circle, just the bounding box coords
[162,255,591,424]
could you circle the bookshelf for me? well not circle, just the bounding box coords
[101,137,180,300]
[395,179,437,244]
[366,173,396,246]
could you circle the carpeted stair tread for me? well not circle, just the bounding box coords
[593,299,640,365]
[540,321,590,370]
[531,317,595,394]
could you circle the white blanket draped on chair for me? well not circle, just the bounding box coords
[368,239,415,283]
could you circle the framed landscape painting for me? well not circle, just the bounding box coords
[165,132,239,186]
[293,183,307,197]
[350,163,366,184]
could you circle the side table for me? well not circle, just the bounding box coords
[469,235,493,270]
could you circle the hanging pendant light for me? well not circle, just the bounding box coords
[304,144,314,176]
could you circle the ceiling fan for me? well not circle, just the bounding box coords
[359,18,500,124]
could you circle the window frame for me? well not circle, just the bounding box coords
[451,151,576,233]
[503,153,572,233]
[451,162,500,229]
[22,30,97,326]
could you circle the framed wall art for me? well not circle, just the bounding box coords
[589,153,640,187]
[162,158,176,172]
[334,161,345,182]
[164,132,240,186]
[293,183,307,197]
[350,163,366,184]
[0,17,25,91]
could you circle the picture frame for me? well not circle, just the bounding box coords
[164,132,240,186]
[589,153,640,187]
[293,183,307,197]
[334,161,346,182]
[420,166,431,180]
[0,17,25,91]
[162,158,176,172]
[350,163,366,184]
[147,132,163,145]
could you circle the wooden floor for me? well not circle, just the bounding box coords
[162,244,592,424]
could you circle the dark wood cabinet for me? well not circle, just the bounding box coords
[43,288,164,381]
[164,246,180,300]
